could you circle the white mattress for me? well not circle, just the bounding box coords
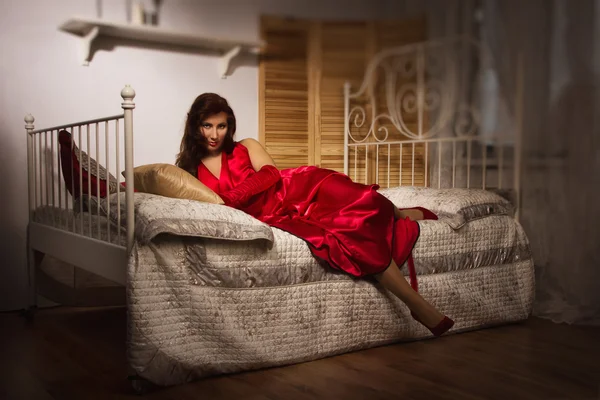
[184,215,530,288]
[127,214,535,386]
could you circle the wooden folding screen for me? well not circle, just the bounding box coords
[259,15,427,186]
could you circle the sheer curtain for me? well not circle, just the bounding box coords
[481,0,600,325]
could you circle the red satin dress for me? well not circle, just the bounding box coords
[197,142,420,278]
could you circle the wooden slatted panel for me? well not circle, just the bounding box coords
[318,22,369,173]
[260,16,310,169]
[260,15,428,186]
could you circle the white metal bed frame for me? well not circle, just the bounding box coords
[344,36,523,219]
[24,36,522,310]
[25,86,136,307]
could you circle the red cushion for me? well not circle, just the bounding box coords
[58,130,125,199]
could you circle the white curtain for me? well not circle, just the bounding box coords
[481,0,600,325]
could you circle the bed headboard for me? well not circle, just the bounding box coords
[25,86,137,254]
[343,36,523,219]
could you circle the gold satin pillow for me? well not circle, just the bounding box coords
[130,163,223,204]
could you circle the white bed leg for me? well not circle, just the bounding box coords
[26,246,37,310]
[26,242,46,311]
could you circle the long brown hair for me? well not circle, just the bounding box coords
[175,93,237,177]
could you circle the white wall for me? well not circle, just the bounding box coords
[0,0,428,311]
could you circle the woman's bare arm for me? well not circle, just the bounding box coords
[240,138,277,171]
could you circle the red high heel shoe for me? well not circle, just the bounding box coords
[411,312,455,337]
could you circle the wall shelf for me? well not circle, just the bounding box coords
[59,17,263,78]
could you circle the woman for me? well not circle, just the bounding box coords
[176,93,454,337]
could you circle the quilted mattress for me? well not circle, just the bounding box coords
[127,211,534,386]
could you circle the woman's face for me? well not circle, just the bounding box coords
[200,112,228,155]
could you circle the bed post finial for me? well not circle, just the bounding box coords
[121,85,136,108]
[25,114,35,130]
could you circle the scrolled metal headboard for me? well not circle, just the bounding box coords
[343,35,523,218]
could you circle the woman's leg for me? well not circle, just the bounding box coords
[394,206,424,221]
[374,259,446,329]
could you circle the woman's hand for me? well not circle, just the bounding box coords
[220,165,281,208]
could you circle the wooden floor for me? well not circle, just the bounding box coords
[0,307,598,400]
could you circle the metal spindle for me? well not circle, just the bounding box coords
[38,133,43,210]
[354,147,357,182]
[50,131,56,227]
[438,142,442,189]
[467,140,472,188]
[399,143,403,186]
[498,143,504,189]
[96,123,101,239]
[375,144,379,185]
[411,143,415,186]
[482,143,487,189]
[364,145,368,185]
[105,121,111,243]
[57,131,63,227]
[387,144,391,188]
[78,126,84,234]
[36,133,44,208]
[116,119,121,243]
[343,82,350,176]
[38,132,46,207]
[452,141,456,188]
[38,134,43,209]
[70,130,76,232]
[424,142,429,187]
[87,124,92,237]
